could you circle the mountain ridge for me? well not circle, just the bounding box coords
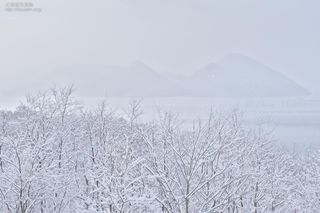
[41,54,309,97]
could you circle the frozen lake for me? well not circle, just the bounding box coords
[81,96,320,152]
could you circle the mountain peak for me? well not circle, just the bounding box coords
[219,53,266,69]
[190,54,309,97]
[129,60,153,72]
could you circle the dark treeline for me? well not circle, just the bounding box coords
[0,87,319,212]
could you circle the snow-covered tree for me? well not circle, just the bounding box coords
[0,88,318,212]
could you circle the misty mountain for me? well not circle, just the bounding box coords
[188,54,309,97]
[48,61,187,97]
[43,54,309,97]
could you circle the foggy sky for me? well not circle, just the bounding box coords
[1,0,320,94]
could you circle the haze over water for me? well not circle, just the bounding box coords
[77,95,320,152]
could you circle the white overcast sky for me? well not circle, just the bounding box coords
[1,0,320,93]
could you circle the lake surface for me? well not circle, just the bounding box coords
[81,96,320,152]
[1,95,320,152]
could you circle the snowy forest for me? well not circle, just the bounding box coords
[0,87,318,213]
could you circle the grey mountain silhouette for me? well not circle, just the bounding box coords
[188,54,309,97]
[44,54,309,97]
